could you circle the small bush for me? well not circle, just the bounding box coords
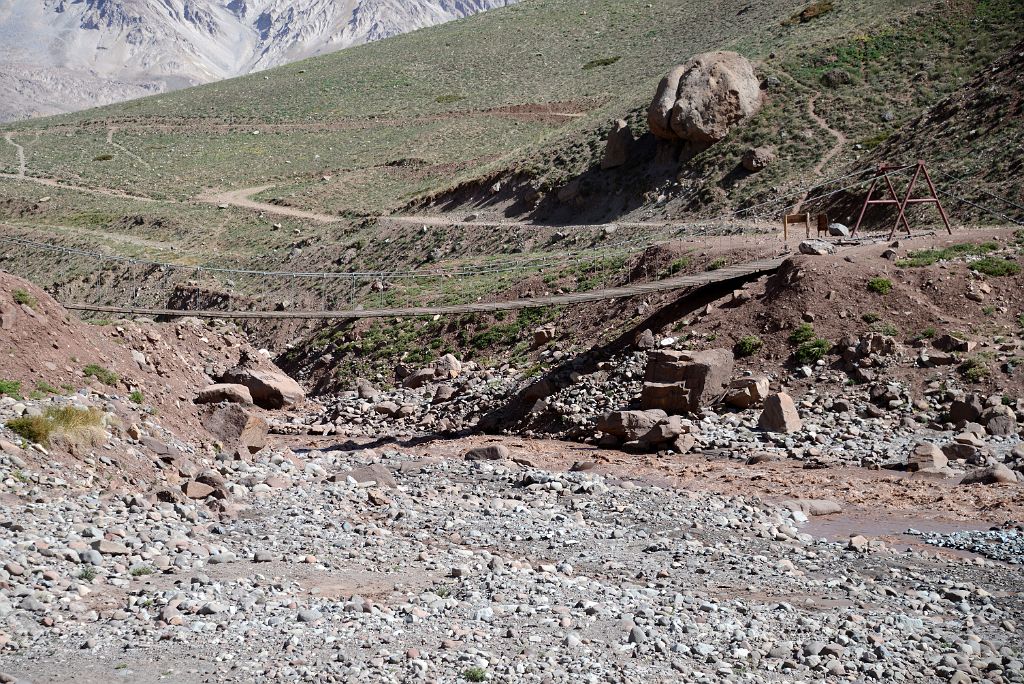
[129,390,144,404]
[130,565,154,577]
[960,357,990,383]
[706,257,727,271]
[917,327,937,339]
[877,322,899,337]
[5,406,105,447]
[794,338,831,364]
[788,323,816,345]
[83,364,118,387]
[0,379,21,398]
[78,567,97,581]
[867,277,893,295]
[582,56,620,70]
[735,335,763,357]
[861,312,880,323]
[12,289,37,308]
[463,668,488,682]
[971,258,1020,277]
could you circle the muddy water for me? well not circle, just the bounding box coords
[803,509,991,557]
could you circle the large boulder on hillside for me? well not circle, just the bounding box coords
[601,119,635,169]
[202,404,268,455]
[595,409,667,442]
[640,349,734,414]
[221,366,304,410]
[648,51,762,146]
[758,392,802,433]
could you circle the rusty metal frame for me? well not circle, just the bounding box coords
[852,160,952,238]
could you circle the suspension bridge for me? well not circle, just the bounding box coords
[0,163,1020,320]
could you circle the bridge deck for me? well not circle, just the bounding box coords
[62,256,787,320]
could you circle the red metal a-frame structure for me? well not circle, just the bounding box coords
[851,160,952,239]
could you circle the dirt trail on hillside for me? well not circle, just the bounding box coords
[0,171,158,202]
[106,127,153,170]
[199,186,342,223]
[3,132,26,177]
[794,95,848,211]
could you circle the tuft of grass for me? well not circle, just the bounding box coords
[917,327,937,339]
[794,338,831,364]
[866,277,893,295]
[735,335,763,357]
[971,257,1020,277]
[876,322,899,337]
[462,668,488,682]
[5,406,105,447]
[12,289,37,308]
[78,567,97,581]
[861,312,880,323]
[0,379,22,398]
[435,94,465,104]
[788,323,816,346]
[129,390,144,405]
[896,242,998,267]
[130,566,154,577]
[706,257,727,271]
[82,364,118,387]
[35,381,60,395]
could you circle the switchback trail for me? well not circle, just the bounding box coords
[3,133,26,177]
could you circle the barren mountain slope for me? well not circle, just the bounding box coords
[0,0,516,122]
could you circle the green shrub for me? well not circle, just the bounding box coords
[5,406,105,447]
[706,257,727,271]
[788,323,816,345]
[462,668,488,682]
[735,335,763,357]
[0,379,21,398]
[129,390,144,404]
[867,277,893,295]
[794,338,831,364]
[917,327,937,339]
[83,364,118,387]
[861,312,880,323]
[971,257,1020,277]
[877,322,899,337]
[130,565,154,576]
[78,567,97,581]
[582,56,620,70]
[12,289,37,308]
[960,357,990,383]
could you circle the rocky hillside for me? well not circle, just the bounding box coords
[0,0,516,122]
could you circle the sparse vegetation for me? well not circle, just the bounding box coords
[896,242,998,267]
[971,257,1020,277]
[129,390,145,404]
[82,364,118,387]
[0,379,22,398]
[734,335,763,357]
[5,406,105,447]
[866,277,893,295]
[788,323,816,346]
[861,312,880,323]
[130,566,154,577]
[12,289,37,308]
[77,567,97,581]
[794,338,831,364]
[706,257,727,272]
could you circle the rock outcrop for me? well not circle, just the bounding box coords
[222,362,305,410]
[601,119,635,169]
